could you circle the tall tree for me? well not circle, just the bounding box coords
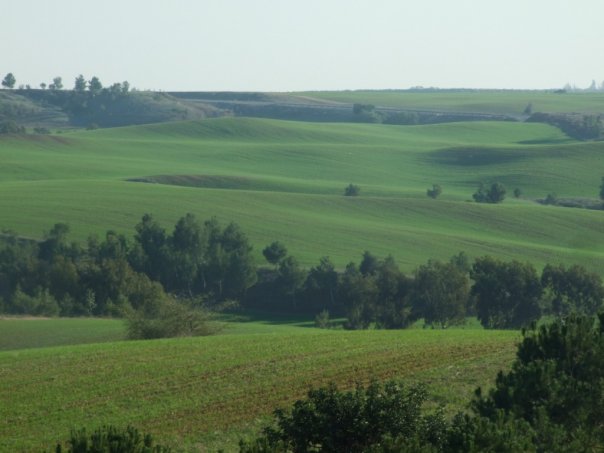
[541,264,604,316]
[88,76,102,95]
[74,74,87,92]
[2,73,16,89]
[471,256,542,329]
[50,76,63,90]
[302,256,339,313]
[133,214,168,282]
[411,260,469,328]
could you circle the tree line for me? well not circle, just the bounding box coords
[0,214,255,318]
[251,245,603,330]
[2,215,602,331]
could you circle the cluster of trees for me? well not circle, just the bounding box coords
[473,182,506,203]
[352,103,420,125]
[0,214,255,318]
[1,72,130,95]
[242,312,604,452]
[249,246,604,330]
[2,218,603,331]
[528,112,603,140]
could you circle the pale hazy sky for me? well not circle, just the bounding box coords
[2,0,603,92]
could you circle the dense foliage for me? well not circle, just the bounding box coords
[472,182,506,203]
[473,313,604,451]
[0,214,256,320]
[2,218,603,331]
[52,425,171,452]
[239,381,448,453]
[528,112,603,140]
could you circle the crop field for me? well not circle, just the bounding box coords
[0,317,126,351]
[1,116,603,272]
[302,90,604,116]
[0,320,519,452]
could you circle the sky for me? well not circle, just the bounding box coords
[1,0,603,92]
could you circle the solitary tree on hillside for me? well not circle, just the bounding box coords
[426,184,442,199]
[2,72,16,89]
[344,183,360,196]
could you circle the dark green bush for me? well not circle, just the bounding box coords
[239,380,447,453]
[52,425,171,452]
[344,183,360,196]
[126,299,219,340]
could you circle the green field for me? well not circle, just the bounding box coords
[2,91,604,451]
[1,117,603,272]
[302,90,604,116]
[0,318,518,452]
[0,317,126,351]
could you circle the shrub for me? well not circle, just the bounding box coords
[544,193,558,205]
[239,380,447,453]
[426,184,442,199]
[314,309,331,328]
[126,300,219,340]
[344,183,360,196]
[52,425,171,452]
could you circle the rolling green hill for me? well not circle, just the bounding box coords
[301,89,604,116]
[1,117,603,272]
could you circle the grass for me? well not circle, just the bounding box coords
[0,317,126,351]
[0,320,519,452]
[1,117,603,273]
[301,90,604,116]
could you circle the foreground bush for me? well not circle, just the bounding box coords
[239,381,448,452]
[52,425,170,452]
[474,313,604,451]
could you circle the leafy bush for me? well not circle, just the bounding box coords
[344,183,360,196]
[314,309,331,328]
[126,300,219,340]
[426,184,442,199]
[239,380,447,453]
[52,425,171,452]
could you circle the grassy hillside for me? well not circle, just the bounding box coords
[0,317,126,351]
[301,90,604,116]
[1,117,603,272]
[0,324,518,451]
[0,89,225,129]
